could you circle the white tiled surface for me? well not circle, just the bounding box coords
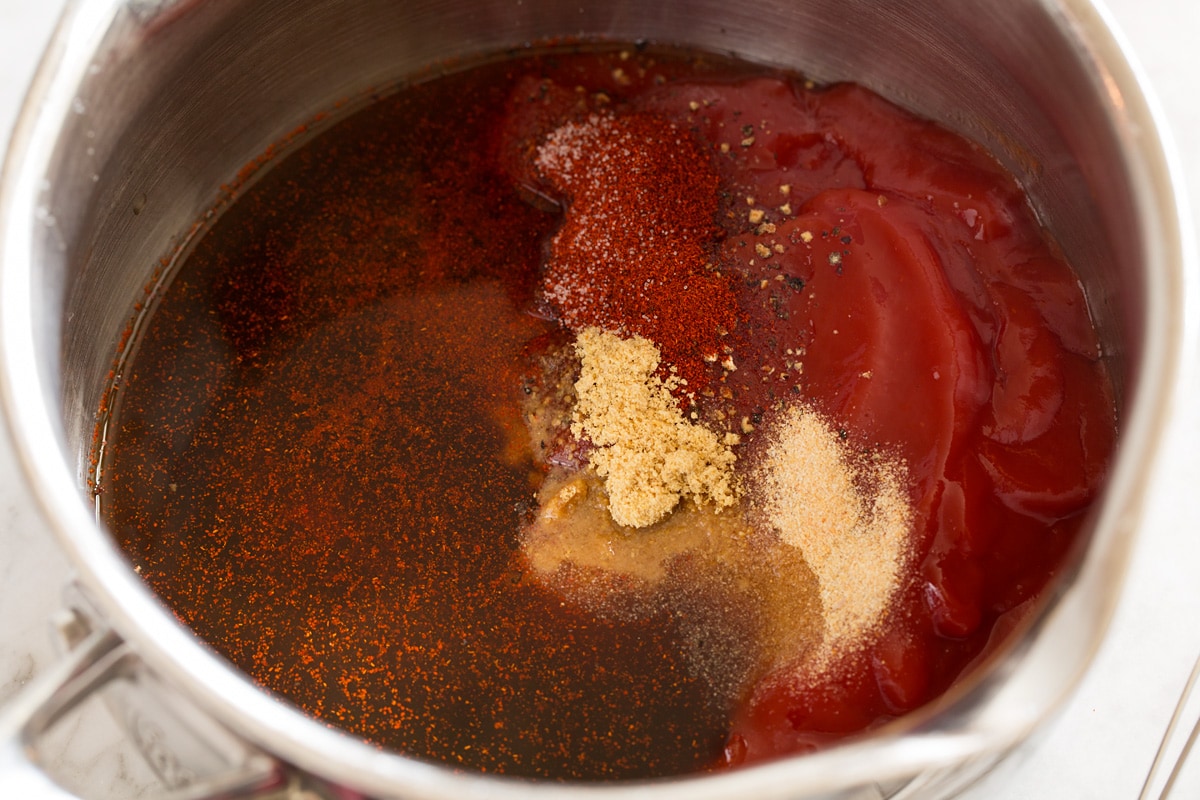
[1,1,1198,797]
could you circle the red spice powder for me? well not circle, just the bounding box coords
[535,112,740,395]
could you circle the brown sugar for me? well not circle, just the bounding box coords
[571,327,738,528]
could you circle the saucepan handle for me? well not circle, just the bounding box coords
[0,628,124,799]
[0,623,287,800]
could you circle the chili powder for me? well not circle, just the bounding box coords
[536,111,741,396]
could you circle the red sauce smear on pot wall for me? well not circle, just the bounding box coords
[100,46,1115,779]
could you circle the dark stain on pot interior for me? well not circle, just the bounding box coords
[97,44,1115,780]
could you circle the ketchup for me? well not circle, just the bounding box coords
[627,76,1115,763]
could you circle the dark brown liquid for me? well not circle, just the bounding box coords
[100,50,755,780]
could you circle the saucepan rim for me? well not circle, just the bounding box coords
[0,0,1194,797]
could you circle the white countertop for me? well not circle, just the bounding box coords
[1,2,1198,798]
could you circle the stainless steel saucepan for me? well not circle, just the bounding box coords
[0,0,1193,798]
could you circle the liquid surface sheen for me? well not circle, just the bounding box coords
[100,45,1116,779]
